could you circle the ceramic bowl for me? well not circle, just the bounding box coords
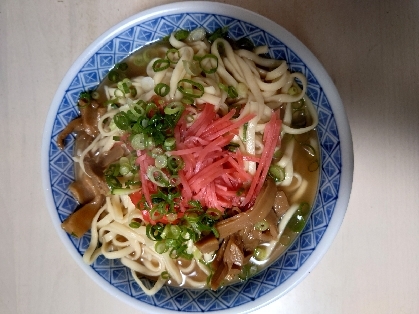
[42,2,353,313]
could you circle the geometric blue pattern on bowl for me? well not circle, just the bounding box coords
[47,11,342,312]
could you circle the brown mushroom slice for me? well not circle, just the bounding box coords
[79,100,106,137]
[215,178,277,239]
[210,259,229,290]
[195,234,219,254]
[68,175,96,204]
[224,235,244,269]
[210,234,246,290]
[97,144,125,168]
[57,118,82,149]
[83,158,109,195]
[74,130,94,158]
[61,195,105,238]
[273,190,290,218]
[265,209,279,239]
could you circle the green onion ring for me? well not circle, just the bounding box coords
[152,58,170,72]
[154,83,170,97]
[164,101,184,115]
[166,48,180,64]
[177,79,204,98]
[199,54,218,74]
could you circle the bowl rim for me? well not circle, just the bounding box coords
[42,2,353,313]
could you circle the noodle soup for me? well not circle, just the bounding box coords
[58,27,320,293]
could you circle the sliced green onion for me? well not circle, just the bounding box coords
[218,83,228,93]
[288,212,306,233]
[205,208,222,220]
[146,223,164,241]
[78,91,91,105]
[166,225,181,239]
[268,164,285,182]
[166,48,180,64]
[119,165,130,176]
[91,91,99,100]
[255,219,269,231]
[130,86,137,97]
[146,136,155,149]
[147,166,170,187]
[253,246,268,261]
[177,79,204,98]
[154,83,170,97]
[182,60,201,76]
[115,62,128,71]
[299,202,311,215]
[227,86,238,98]
[207,26,228,43]
[292,98,305,110]
[288,86,298,96]
[129,221,141,228]
[131,133,146,150]
[219,83,238,98]
[105,176,122,191]
[167,156,184,173]
[174,29,190,40]
[292,109,307,128]
[164,101,184,115]
[117,82,131,94]
[225,142,240,152]
[108,70,120,82]
[155,155,168,169]
[161,271,170,279]
[133,48,157,66]
[152,58,170,72]
[113,112,130,130]
[164,137,176,151]
[146,102,157,115]
[181,97,194,105]
[279,234,291,246]
[234,37,255,51]
[199,54,218,74]
[151,147,164,158]
[184,212,200,224]
[112,188,141,195]
[155,241,168,254]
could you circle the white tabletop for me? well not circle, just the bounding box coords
[1,0,418,313]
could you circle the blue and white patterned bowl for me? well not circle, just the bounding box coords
[42,2,353,313]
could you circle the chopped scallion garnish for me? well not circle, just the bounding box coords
[166,48,180,64]
[152,58,170,72]
[174,29,190,41]
[154,83,170,97]
[268,164,286,182]
[129,221,141,228]
[177,79,204,98]
[199,54,218,74]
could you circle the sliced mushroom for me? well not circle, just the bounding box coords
[215,178,276,239]
[273,190,290,218]
[195,234,219,254]
[61,195,105,238]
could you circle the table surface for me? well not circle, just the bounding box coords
[2,0,418,313]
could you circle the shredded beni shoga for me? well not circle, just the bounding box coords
[58,27,319,294]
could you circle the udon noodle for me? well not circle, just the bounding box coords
[58,27,320,294]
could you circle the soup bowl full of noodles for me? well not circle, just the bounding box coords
[42,1,353,313]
